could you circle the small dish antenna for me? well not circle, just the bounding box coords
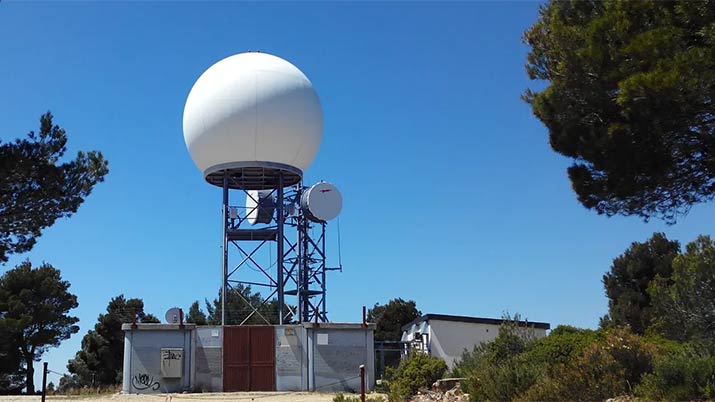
[165,307,182,324]
[301,182,343,222]
[246,190,276,225]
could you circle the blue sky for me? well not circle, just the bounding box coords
[1,1,713,387]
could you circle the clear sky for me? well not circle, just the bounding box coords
[1,1,714,387]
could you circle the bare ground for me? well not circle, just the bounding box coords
[0,392,352,402]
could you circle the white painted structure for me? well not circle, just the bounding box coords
[183,52,323,177]
[300,181,343,222]
[400,314,550,368]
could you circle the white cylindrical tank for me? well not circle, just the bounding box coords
[183,52,323,189]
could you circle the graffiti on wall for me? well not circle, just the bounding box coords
[162,349,182,360]
[132,373,160,391]
[160,348,184,378]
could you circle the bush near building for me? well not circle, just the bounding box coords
[636,342,715,401]
[447,233,715,401]
[518,328,661,401]
[453,321,715,401]
[454,314,545,401]
[387,353,447,402]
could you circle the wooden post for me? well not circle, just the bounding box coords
[359,364,366,402]
[41,362,48,402]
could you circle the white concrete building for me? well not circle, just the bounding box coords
[400,314,550,368]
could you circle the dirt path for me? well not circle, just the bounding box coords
[0,392,347,402]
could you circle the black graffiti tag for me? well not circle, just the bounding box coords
[162,350,182,360]
[132,373,160,391]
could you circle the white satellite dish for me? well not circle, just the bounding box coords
[301,182,343,222]
[246,190,275,225]
[165,307,182,324]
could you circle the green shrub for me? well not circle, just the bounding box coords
[519,327,659,401]
[636,343,715,401]
[455,314,547,401]
[466,353,543,402]
[452,315,536,376]
[388,353,447,402]
[483,313,539,364]
[383,365,395,382]
[451,343,487,379]
[458,345,542,401]
[483,324,599,399]
[524,325,599,373]
[454,322,665,401]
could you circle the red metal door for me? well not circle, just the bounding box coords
[223,326,275,391]
[249,326,275,391]
[223,327,249,391]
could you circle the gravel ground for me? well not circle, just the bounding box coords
[0,392,351,402]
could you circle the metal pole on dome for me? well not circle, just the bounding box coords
[222,171,229,326]
[277,172,284,325]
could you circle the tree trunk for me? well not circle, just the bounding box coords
[25,358,34,394]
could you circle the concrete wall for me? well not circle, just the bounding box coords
[123,323,375,394]
[429,319,548,368]
[275,325,307,391]
[194,326,223,392]
[122,324,194,394]
[308,324,375,392]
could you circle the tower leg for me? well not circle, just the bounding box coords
[302,217,310,322]
[277,173,285,325]
[297,209,304,322]
[222,171,229,326]
[321,223,327,320]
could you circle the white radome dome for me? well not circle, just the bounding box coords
[183,52,323,186]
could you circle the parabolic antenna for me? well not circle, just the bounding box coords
[182,52,323,190]
[246,190,276,225]
[165,307,182,324]
[301,182,343,222]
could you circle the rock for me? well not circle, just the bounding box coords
[431,378,464,392]
[410,380,469,402]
